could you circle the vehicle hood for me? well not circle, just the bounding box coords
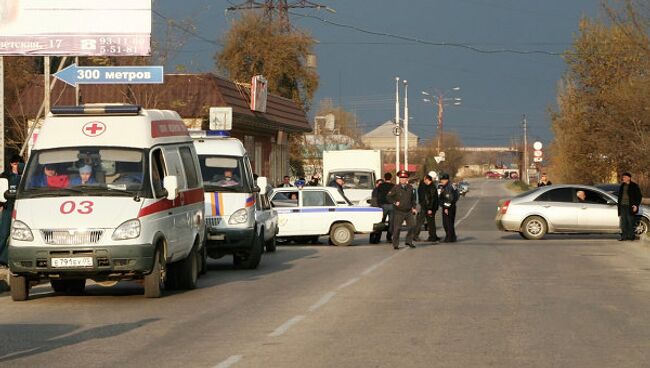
[342,188,372,206]
[15,197,143,229]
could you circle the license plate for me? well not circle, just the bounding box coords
[51,257,93,268]
[208,234,225,240]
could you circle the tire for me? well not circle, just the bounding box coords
[51,279,85,294]
[265,236,277,253]
[237,233,263,269]
[521,216,547,240]
[144,249,165,298]
[10,275,29,301]
[199,245,208,275]
[176,246,199,290]
[635,217,649,237]
[518,231,527,239]
[330,223,355,246]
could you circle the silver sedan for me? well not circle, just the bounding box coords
[495,184,650,240]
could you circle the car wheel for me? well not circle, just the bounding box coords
[635,217,649,237]
[10,275,29,301]
[176,246,199,290]
[237,233,263,269]
[330,223,355,246]
[521,216,547,240]
[518,231,527,239]
[266,236,277,253]
[199,245,208,275]
[144,248,165,298]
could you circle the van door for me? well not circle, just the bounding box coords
[150,147,178,255]
[163,146,191,255]
[179,145,202,242]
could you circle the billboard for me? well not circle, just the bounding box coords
[0,0,151,56]
[250,75,268,113]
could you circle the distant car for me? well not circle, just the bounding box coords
[458,181,470,196]
[495,184,650,240]
[269,186,384,246]
[485,171,503,179]
[254,192,279,252]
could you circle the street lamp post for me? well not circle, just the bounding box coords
[422,87,461,155]
[403,80,409,171]
[395,77,400,172]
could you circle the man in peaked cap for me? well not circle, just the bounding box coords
[386,170,417,249]
[438,173,459,242]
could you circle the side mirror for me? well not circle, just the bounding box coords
[0,178,8,203]
[257,176,268,190]
[163,176,179,201]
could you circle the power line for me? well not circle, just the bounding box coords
[290,11,563,56]
[152,9,223,47]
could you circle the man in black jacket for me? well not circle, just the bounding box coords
[617,172,642,241]
[439,173,459,242]
[414,174,440,242]
[376,172,395,241]
[387,170,417,249]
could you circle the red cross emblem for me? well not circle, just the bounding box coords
[82,121,106,137]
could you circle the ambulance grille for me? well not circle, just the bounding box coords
[205,217,222,227]
[41,230,104,245]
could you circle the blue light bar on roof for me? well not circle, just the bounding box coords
[206,130,230,137]
[50,105,141,116]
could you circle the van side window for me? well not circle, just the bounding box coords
[179,146,199,188]
[151,149,167,198]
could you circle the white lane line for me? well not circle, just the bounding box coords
[337,277,360,290]
[457,198,480,226]
[268,315,305,337]
[309,291,337,312]
[213,355,243,368]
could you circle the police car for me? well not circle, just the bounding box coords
[269,186,383,246]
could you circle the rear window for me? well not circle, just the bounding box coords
[514,187,542,199]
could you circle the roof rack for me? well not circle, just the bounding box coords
[50,104,142,116]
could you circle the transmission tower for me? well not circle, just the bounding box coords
[226,0,334,31]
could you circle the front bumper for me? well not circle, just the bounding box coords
[8,243,155,279]
[205,226,255,253]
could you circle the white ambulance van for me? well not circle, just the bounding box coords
[0,104,205,301]
[191,131,266,269]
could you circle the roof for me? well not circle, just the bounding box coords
[192,136,247,157]
[362,121,419,139]
[11,73,311,133]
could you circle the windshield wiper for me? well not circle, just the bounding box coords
[22,187,85,197]
[204,184,240,192]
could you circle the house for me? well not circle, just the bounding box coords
[361,120,418,152]
[10,73,311,184]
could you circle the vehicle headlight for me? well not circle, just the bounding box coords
[228,208,248,225]
[11,220,34,242]
[112,219,141,240]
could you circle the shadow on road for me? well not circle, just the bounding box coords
[0,318,159,363]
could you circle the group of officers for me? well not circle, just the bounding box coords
[373,169,460,249]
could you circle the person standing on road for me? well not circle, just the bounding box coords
[0,155,24,266]
[387,170,417,249]
[377,172,396,242]
[537,173,552,187]
[439,173,459,243]
[414,174,440,242]
[617,172,642,241]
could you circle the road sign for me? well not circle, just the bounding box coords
[533,141,543,150]
[209,107,233,131]
[434,156,445,163]
[533,157,543,162]
[393,126,402,136]
[534,150,543,157]
[54,64,163,87]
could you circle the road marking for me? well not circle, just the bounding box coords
[213,355,242,368]
[309,291,337,312]
[269,315,305,337]
[337,277,360,290]
[457,180,485,226]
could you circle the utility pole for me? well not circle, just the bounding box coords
[395,77,400,172]
[226,0,334,31]
[437,92,444,154]
[403,80,409,171]
[522,114,529,185]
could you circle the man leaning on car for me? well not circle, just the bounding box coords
[618,172,642,241]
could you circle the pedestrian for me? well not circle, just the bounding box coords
[537,173,552,187]
[439,173,459,243]
[279,175,293,188]
[617,172,642,241]
[0,154,24,266]
[308,174,321,186]
[329,175,351,203]
[387,170,417,249]
[414,174,440,242]
[377,172,396,242]
[370,179,383,207]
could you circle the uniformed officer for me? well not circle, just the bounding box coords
[438,173,459,242]
[386,170,417,249]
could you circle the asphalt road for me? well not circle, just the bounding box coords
[1,179,650,368]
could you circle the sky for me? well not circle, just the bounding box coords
[153,0,602,147]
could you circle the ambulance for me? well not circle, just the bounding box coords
[191,130,266,269]
[0,104,206,301]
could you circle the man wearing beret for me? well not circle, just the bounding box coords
[386,170,417,249]
[439,173,459,242]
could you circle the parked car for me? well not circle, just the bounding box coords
[485,171,503,179]
[495,184,650,240]
[269,187,384,246]
[458,181,470,196]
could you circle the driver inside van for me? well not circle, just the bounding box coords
[215,168,239,187]
[30,164,69,188]
[70,165,96,186]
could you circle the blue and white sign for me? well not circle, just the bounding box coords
[54,64,163,87]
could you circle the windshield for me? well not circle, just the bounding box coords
[20,147,145,198]
[327,171,374,190]
[198,155,249,192]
